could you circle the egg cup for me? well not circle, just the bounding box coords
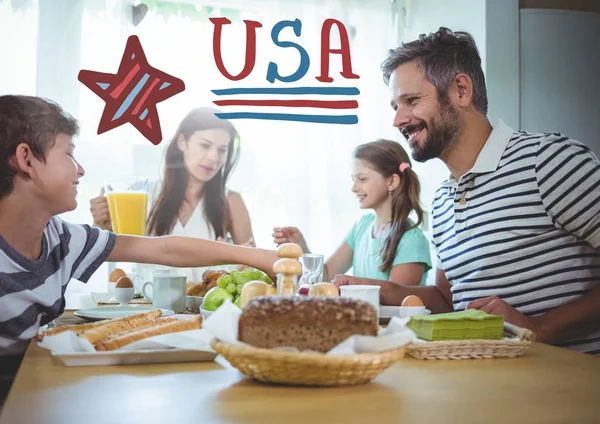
[114,287,135,306]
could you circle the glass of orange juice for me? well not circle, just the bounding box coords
[104,177,149,236]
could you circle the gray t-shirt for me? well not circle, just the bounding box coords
[0,217,115,355]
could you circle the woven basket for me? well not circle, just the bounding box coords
[406,322,535,360]
[211,339,407,386]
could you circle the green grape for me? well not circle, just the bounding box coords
[234,296,242,309]
[240,268,256,280]
[226,283,237,294]
[233,272,248,286]
[261,274,274,285]
[217,274,232,290]
[236,284,244,295]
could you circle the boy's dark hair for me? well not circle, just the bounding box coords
[0,95,79,199]
[381,27,488,114]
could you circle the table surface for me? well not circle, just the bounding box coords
[1,298,599,424]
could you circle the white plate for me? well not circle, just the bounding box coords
[380,305,431,319]
[74,306,175,322]
[52,348,217,367]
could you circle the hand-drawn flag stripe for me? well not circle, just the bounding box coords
[215,112,358,125]
[211,87,360,96]
[213,99,358,109]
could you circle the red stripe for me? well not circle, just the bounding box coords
[132,77,160,115]
[212,99,358,109]
[110,64,141,99]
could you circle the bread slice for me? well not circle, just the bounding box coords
[36,309,163,341]
[80,310,163,344]
[95,316,202,351]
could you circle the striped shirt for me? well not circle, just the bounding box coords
[0,217,115,355]
[431,120,600,355]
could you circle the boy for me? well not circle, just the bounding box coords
[0,95,277,392]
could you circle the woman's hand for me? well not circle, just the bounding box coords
[89,190,112,231]
[272,226,309,252]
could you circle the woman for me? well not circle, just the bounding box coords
[90,107,254,281]
[273,139,431,286]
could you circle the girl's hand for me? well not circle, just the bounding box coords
[272,226,309,252]
[89,190,112,231]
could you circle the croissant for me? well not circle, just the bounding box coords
[202,269,227,285]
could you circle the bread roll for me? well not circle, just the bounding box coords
[37,309,162,341]
[238,297,378,352]
[81,309,163,344]
[36,318,111,341]
[95,316,202,351]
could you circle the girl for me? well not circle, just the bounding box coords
[90,108,254,281]
[273,139,432,286]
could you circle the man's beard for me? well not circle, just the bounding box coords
[409,100,461,163]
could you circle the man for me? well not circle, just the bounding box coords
[333,27,600,354]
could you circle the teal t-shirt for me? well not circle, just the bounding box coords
[345,214,432,285]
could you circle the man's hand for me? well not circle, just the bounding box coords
[467,296,541,339]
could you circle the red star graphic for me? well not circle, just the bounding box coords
[78,35,185,145]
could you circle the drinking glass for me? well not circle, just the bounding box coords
[104,177,149,236]
[299,254,324,285]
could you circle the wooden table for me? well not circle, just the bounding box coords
[1,313,599,423]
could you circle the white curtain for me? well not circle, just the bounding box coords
[0,0,404,293]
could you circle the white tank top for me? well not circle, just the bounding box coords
[147,181,227,283]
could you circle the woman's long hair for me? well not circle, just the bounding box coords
[354,139,424,273]
[146,108,240,238]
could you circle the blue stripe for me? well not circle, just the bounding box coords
[459,288,591,308]
[438,224,555,252]
[439,232,571,267]
[112,73,150,121]
[160,82,170,90]
[432,201,454,220]
[502,151,537,167]
[455,164,535,197]
[502,139,542,159]
[538,152,589,188]
[582,219,600,242]
[469,178,537,202]
[432,212,454,229]
[433,188,451,203]
[458,190,540,214]
[450,241,584,280]
[453,212,548,236]
[139,109,149,120]
[215,112,358,125]
[454,201,543,225]
[97,82,110,90]
[433,195,453,210]
[536,142,571,172]
[456,253,599,286]
[546,165,600,212]
[553,173,600,221]
[212,87,360,96]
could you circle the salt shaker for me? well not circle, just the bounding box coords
[273,243,303,295]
